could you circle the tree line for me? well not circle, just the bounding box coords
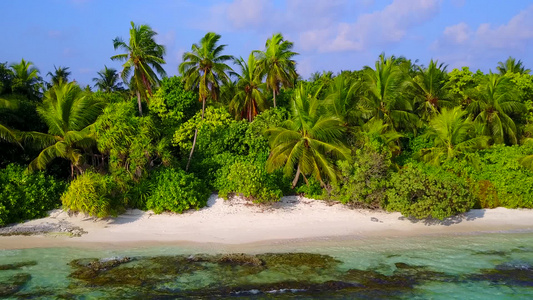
[1,22,532,225]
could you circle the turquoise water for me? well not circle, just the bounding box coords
[1,231,532,299]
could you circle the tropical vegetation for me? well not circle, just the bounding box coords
[1,23,533,227]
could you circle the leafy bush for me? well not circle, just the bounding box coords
[442,144,533,208]
[173,106,236,155]
[0,164,67,226]
[329,147,391,208]
[214,153,288,203]
[294,177,325,199]
[385,163,475,220]
[149,76,199,136]
[244,107,289,155]
[61,171,122,218]
[94,101,172,181]
[123,179,153,210]
[146,168,210,214]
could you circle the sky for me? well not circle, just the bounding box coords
[1,0,532,87]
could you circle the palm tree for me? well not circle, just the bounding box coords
[47,65,71,86]
[265,83,351,188]
[179,32,233,170]
[409,60,453,121]
[0,98,20,145]
[256,33,298,108]
[219,79,237,106]
[92,66,124,92]
[466,73,525,145]
[0,124,18,145]
[497,57,530,75]
[360,54,418,131]
[111,21,166,116]
[323,72,363,127]
[0,62,14,95]
[22,81,104,177]
[9,58,41,100]
[230,53,267,122]
[418,107,489,165]
[358,118,403,155]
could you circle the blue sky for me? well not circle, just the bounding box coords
[1,0,532,87]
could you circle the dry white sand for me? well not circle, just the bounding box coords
[1,194,532,249]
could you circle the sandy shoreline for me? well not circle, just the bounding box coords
[1,194,532,250]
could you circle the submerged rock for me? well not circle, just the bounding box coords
[187,253,264,266]
[257,252,342,269]
[343,262,451,291]
[0,261,37,271]
[69,256,132,280]
[65,253,460,298]
[0,273,31,297]
[467,262,533,287]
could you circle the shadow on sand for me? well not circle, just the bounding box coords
[398,209,486,226]
[106,209,147,225]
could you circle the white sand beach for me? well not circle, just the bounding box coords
[1,194,532,250]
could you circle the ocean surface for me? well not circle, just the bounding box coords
[1,231,532,299]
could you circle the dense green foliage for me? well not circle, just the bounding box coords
[149,76,199,135]
[1,25,533,224]
[145,168,210,214]
[215,153,287,203]
[0,164,66,225]
[61,171,121,218]
[329,147,391,209]
[385,163,475,220]
[442,144,533,209]
[93,100,171,182]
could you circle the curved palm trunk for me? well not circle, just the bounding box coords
[186,97,206,171]
[292,165,301,188]
[136,90,143,116]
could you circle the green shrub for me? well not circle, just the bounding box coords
[442,144,533,208]
[214,153,287,203]
[328,148,391,208]
[294,177,326,199]
[61,171,122,218]
[385,163,475,220]
[0,164,67,226]
[94,101,172,182]
[123,179,153,211]
[146,168,210,214]
[149,76,199,136]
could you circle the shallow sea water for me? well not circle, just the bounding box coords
[0,231,532,299]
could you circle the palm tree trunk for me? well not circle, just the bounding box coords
[273,90,277,108]
[291,165,301,188]
[186,97,206,171]
[136,90,143,116]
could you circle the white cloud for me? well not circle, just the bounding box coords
[154,29,176,49]
[442,22,470,44]
[48,30,63,39]
[203,0,276,32]
[200,0,439,54]
[63,48,76,57]
[226,0,274,29]
[474,6,533,50]
[299,0,440,52]
[79,68,93,74]
[450,0,466,8]
[433,5,533,56]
